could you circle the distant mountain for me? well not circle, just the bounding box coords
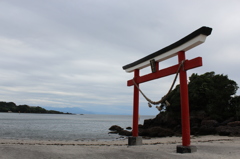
[42,107,95,114]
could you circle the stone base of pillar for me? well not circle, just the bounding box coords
[128,136,142,146]
[176,145,197,153]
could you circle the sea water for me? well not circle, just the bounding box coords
[0,113,154,141]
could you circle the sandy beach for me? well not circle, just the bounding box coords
[0,135,239,159]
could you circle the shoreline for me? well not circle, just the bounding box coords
[1,135,239,159]
[0,135,238,146]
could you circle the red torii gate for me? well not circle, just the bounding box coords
[122,26,212,153]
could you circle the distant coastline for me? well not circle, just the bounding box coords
[0,101,70,114]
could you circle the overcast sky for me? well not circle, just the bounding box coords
[0,0,240,115]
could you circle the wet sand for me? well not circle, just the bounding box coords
[0,135,239,159]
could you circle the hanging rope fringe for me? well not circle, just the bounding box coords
[132,60,185,110]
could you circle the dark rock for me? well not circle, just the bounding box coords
[228,126,240,136]
[138,124,144,129]
[119,130,132,136]
[143,112,180,129]
[231,126,240,136]
[190,111,206,121]
[108,131,118,134]
[220,117,235,126]
[197,120,218,135]
[228,121,240,127]
[143,119,153,128]
[109,109,240,138]
[140,126,174,137]
[190,118,202,128]
[191,126,199,135]
[216,126,231,136]
[172,126,182,136]
[190,111,207,128]
[201,120,219,127]
[109,125,123,132]
[142,136,151,139]
[216,126,240,136]
[198,125,216,135]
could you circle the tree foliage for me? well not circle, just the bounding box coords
[0,101,66,114]
[166,72,240,121]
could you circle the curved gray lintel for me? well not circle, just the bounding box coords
[122,26,212,72]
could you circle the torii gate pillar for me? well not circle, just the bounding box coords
[178,51,190,146]
[132,69,140,137]
[176,51,197,153]
[128,69,143,146]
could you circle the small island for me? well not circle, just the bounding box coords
[0,101,69,114]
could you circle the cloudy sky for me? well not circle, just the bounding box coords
[0,0,240,115]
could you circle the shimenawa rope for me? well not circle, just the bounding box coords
[132,60,185,111]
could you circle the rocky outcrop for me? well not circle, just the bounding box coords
[109,125,132,136]
[220,117,235,126]
[109,125,123,132]
[109,112,240,138]
[215,121,240,136]
[139,126,174,137]
[109,125,175,138]
[118,130,132,136]
[227,121,240,127]
[197,120,219,135]
[126,127,132,130]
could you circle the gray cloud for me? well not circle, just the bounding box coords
[0,0,240,115]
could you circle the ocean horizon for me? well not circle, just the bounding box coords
[0,113,155,141]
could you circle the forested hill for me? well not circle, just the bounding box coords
[0,101,67,114]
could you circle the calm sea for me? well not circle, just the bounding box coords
[0,113,154,141]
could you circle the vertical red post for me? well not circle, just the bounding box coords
[178,51,191,146]
[132,69,139,137]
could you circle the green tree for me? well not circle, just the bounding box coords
[229,95,240,120]
[166,72,239,121]
[17,105,31,113]
[8,102,17,112]
[0,101,65,114]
